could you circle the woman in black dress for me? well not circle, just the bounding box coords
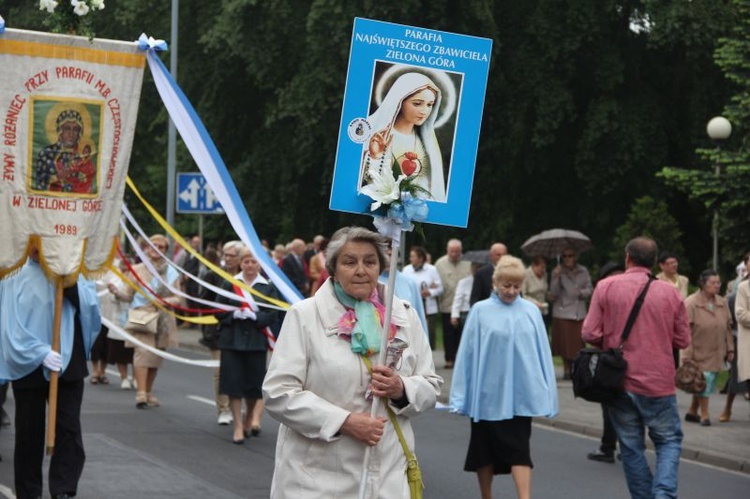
[216,249,281,444]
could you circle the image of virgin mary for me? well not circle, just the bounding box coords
[32,108,97,195]
[360,72,447,202]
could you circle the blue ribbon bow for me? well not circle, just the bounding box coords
[136,33,168,52]
[386,192,428,231]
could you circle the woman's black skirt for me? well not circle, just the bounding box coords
[219,349,266,399]
[107,337,134,365]
[464,417,533,475]
[90,326,109,362]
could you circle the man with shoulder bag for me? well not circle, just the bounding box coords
[582,237,690,499]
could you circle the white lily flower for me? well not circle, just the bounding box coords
[361,165,406,211]
[90,0,104,10]
[39,0,58,13]
[71,0,90,16]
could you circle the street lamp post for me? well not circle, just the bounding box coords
[706,116,732,271]
[166,0,179,251]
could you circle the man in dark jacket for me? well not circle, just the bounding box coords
[281,238,309,297]
[469,242,507,305]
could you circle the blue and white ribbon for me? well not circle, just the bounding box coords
[100,316,218,368]
[372,192,429,242]
[136,33,167,52]
[120,204,286,311]
[137,35,303,305]
[373,216,403,244]
[386,192,428,231]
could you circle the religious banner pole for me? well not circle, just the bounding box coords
[330,17,491,499]
[46,277,64,454]
[358,236,400,498]
[0,16,147,459]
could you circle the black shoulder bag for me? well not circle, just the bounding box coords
[571,274,655,403]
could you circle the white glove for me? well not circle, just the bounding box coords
[43,350,62,372]
[239,309,257,320]
[232,308,257,321]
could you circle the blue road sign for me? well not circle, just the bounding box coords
[176,173,224,214]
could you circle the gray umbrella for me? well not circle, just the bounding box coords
[461,250,490,265]
[521,229,592,258]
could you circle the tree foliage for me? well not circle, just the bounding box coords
[659,0,750,275]
[611,195,687,272]
[0,0,737,275]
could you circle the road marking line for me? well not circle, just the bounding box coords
[187,395,216,407]
[0,483,16,498]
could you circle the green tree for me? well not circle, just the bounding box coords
[0,0,736,265]
[463,0,732,266]
[610,196,687,273]
[659,0,750,274]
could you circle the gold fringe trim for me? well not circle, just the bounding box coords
[0,236,118,288]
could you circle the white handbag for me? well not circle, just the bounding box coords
[125,307,159,334]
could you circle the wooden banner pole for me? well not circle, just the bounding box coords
[46,277,64,455]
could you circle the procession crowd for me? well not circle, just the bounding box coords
[1,229,748,499]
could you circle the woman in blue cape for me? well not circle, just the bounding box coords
[450,255,558,499]
[0,249,101,498]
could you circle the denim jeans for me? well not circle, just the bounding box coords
[608,391,683,499]
[600,403,617,454]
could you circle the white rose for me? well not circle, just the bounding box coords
[90,0,105,10]
[72,0,90,16]
[39,0,59,13]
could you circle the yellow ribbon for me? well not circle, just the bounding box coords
[125,176,290,310]
[109,264,217,325]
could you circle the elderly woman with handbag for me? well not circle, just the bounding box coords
[548,249,593,380]
[115,234,180,409]
[682,269,734,426]
[263,226,441,498]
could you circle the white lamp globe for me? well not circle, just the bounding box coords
[706,116,732,141]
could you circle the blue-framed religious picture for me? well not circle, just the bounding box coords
[330,18,492,228]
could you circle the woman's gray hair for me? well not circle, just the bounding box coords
[325,227,388,277]
[223,240,247,255]
[698,268,718,289]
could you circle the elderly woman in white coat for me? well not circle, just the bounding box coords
[733,278,750,388]
[263,226,442,498]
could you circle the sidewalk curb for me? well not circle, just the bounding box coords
[533,415,750,475]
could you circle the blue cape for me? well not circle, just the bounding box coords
[0,260,101,381]
[380,270,428,334]
[450,293,558,422]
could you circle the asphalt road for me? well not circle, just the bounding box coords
[0,349,747,498]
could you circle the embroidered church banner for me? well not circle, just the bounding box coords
[0,29,145,285]
[330,18,492,228]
